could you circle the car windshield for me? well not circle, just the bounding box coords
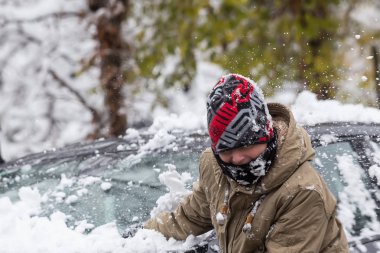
[0,143,201,234]
[1,131,380,242]
[312,140,380,237]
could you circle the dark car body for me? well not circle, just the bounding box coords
[0,122,380,252]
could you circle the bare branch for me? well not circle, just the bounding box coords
[48,69,101,126]
[41,91,58,142]
[71,51,100,78]
[1,11,86,24]
[0,125,4,164]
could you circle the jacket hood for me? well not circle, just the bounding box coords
[208,103,315,195]
[258,103,315,193]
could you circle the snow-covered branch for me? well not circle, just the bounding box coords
[48,69,101,127]
[0,11,85,24]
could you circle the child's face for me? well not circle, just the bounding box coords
[218,143,268,165]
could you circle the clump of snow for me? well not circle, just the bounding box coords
[141,130,176,152]
[57,174,75,190]
[292,91,380,125]
[319,134,338,146]
[120,153,143,169]
[150,163,193,218]
[242,223,251,233]
[119,129,178,170]
[65,195,79,205]
[77,188,89,197]
[78,176,101,186]
[100,182,112,191]
[75,220,95,234]
[215,212,226,225]
[17,187,42,216]
[210,244,220,252]
[116,144,126,151]
[123,128,141,141]
[52,191,66,203]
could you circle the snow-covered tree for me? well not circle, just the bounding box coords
[0,0,101,159]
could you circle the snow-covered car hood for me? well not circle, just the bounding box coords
[1,124,380,252]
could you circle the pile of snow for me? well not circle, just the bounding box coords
[150,163,193,217]
[120,129,178,169]
[292,91,380,125]
[0,190,201,253]
[0,164,203,253]
[146,88,380,136]
[140,79,380,139]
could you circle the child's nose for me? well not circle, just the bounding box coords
[231,154,245,165]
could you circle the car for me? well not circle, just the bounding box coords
[0,123,380,252]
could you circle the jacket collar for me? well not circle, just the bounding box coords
[259,103,315,193]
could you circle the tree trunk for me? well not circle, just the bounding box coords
[0,125,4,164]
[88,0,129,137]
[372,46,380,108]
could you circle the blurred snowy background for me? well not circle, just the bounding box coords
[0,0,380,161]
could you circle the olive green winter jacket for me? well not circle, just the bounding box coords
[145,103,349,253]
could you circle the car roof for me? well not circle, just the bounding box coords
[0,131,207,170]
[304,122,380,138]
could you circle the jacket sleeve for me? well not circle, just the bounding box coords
[144,165,213,240]
[265,189,332,253]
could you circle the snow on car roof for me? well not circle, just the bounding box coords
[148,90,380,135]
[292,91,380,126]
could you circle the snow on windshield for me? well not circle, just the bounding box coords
[0,165,206,253]
[369,141,380,188]
[0,189,205,253]
[336,155,380,238]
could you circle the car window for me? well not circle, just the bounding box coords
[313,141,380,237]
[0,146,202,235]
